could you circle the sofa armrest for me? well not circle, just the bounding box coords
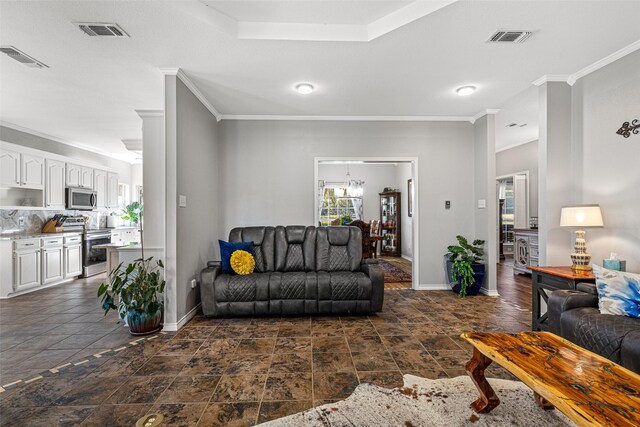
[200,261,222,317]
[548,289,599,335]
[361,262,384,312]
[576,282,597,295]
[361,258,379,265]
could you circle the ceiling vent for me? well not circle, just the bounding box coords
[75,22,129,37]
[0,46,49,68]
[488,30,533,43]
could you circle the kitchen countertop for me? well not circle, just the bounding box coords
[0,226,140,241]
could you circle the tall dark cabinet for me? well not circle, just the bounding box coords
[379,191,401,257]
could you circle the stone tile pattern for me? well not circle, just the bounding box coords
[0,272,531,427]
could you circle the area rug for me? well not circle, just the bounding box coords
[258,375,575,427]
[378,259,412,283]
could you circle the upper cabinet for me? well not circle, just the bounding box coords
[94,169,108,209]
[21,154,45,188]
[66,164,93,188]
[0,149,20,187]
[107,173,119,209]
[0,149,44,189]
[45,159,66,209]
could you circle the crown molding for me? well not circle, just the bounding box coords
[571,39,640,83]
[135,110,164,118]
[0,120,136,164]
[221,114,472,122]
[469,109,500,124]
[159,68,222,121]
[532,75,572,86]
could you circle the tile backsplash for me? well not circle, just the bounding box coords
[0,209,109,234]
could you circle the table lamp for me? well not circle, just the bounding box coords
[560,205,604,271]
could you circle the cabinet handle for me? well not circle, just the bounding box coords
[24,243,35,246]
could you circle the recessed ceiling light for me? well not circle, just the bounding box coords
[456,85,476,96]
[295,83,315,95]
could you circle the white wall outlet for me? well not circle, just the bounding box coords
[190,279,197,289]
[477,199,486,209]
[179,195,187,208]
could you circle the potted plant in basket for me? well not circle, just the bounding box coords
[98,257,165,335]
[98,200,165,335]
[446,235,486,297]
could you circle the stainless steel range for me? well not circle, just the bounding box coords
[83,229,111,277]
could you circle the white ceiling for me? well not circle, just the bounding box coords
[495,85,538,151]
[1,1,640,162]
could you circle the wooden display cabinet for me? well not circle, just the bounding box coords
[379,191,401,257]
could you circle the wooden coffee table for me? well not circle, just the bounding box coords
[461,332,640,427]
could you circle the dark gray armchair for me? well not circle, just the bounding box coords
[200,225,384,317]
[548,282,640,374]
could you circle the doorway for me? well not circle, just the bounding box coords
[314,157,419,290]
[496,172,530,265]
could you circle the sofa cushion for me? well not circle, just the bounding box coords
[560,306,640,364]
[214,272,270,302]
[593,265,640,318]
[229,226,276,273]
[275,226,316,272]
[315,226,361,272]
[317,271,372,301]
[219,240,254,274]
[268,271,319,314]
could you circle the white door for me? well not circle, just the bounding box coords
[81,167,94,189]
[107,173,119,209]
[0,149,20,187]
[94,169,108,208]
[64,245,82,278]
[14,250,41,292]
[66,163,82,187]
[46,159,66,209]
[21,154,45,188]
[42,246,64,284]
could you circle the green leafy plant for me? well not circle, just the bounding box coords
[98,257,165,321]
[121,201,143,224]
[340,214,352,225]
[446,235,485,297]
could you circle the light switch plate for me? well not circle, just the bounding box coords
[179,195,187,208]
[477,199,486,209]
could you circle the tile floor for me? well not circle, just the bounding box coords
[0,265,532,426]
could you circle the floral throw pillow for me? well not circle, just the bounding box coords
[593,264,640,318]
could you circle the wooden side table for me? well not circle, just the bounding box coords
[530,266,595,331]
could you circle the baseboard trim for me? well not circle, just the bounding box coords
[0,278,76,299]
[401,255,413,262]
[415,284,450,291]
[162,303,201,332]
[480,288,500,297]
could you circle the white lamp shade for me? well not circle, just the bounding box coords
[560,205,604,227]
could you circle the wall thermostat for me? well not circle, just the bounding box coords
[445,201,451,209]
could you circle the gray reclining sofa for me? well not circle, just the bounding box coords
[200,225,384,317]
[548,282,640,374]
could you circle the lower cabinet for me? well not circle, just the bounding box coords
[64,244,82,278]
[42,246,64,284]
[13,248,41,292]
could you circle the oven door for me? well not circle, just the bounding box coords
[83,233,111,277]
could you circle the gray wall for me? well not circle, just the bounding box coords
[0,125,133,188]
[395,162,413,259]
[219,120,475,285]
[496,140,539,216]
[173,79,220,321]
[572,50,640,272]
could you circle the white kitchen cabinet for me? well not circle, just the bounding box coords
[107,172,119,208]
[0,148,21,187]
[45,159,66,209]
[81,167,94,189]
[21,154,44,188]
[66,163,82,187]
[13,239,41,292]
[64,244,82,278]
[94,169,108,208]
[42,245,64,284]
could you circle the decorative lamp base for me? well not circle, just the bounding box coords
[570,230,592,271]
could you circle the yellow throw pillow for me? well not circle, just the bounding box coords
[230,250,255,275]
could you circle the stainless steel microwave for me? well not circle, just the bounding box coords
[66,187,97,210]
